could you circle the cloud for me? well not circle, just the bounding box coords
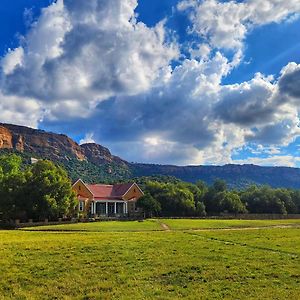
[2,0,178,103]
[0,92,42,128]
[1,47,24,75]
[178,0,300,52]
[279,62,300,100]
[215,74,276,126]
[40,54,300,165]
[0,0,299,166]
[234,155,300,168]
[79,133,95,145]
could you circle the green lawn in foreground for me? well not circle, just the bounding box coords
[161,218,300,230]
[0,224,299,299]
[21,219,162,232]
[21,219,300,232]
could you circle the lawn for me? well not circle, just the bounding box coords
[21,219,162,232]
[20,218,300,232]
[0,219,299,299]
[161,218,300,230]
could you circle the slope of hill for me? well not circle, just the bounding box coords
[131,163,300,189]
[1,123,300,188]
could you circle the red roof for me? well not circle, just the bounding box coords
[86,183,134,200]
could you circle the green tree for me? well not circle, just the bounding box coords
[202,179,227,214]
[195,201,206,216]
[0,155,27,221]
[220,191,247,214]
[290,190,300,213]
[275,189,297,214]
[137,193,161,217]
[24,160,77,220]
[213,179,227,193]
[241,186,286,214]
[144,181,196,216]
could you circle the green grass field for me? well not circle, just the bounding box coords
[21,219,162,232]
[161,218,300,230]
[1,219,300,299]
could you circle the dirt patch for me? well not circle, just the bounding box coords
[156,221,171,231]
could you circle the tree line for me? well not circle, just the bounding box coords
[136,177,300,217]
[0,154,76,222]
[1,154,300,221]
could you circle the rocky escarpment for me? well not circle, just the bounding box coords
[0,123,126,166]
[81,143,127,167]
[0,126,13,149]
[0,123,85,161]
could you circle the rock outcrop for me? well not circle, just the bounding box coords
[81,143,127,166]
[0,126,13,149]
[0,123,127,167]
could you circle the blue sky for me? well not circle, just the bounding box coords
[0,0,299,167]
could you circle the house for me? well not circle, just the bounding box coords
[72,179,144,217]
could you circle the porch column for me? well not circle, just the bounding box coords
[94,202,97,215]
[114,202,117,214]
[123,202,126,215]
[105,202,108,215]
[125,202,128,214]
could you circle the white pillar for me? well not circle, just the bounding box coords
[114,202,117,214]
[125,202,128,214]
[123,203,125,215]
[105,202,108,215]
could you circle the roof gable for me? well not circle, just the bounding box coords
[75,179,143,200]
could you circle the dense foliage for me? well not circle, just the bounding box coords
[0,154,76,221]
[139,177,300,217]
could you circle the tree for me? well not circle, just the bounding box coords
[202,180,227,214]
[0,155,27,221]
[213,179,227,193]
[290,190,300,213]
[137,193,161,217]
[241,186,286,214]
[220,191,247,214]
[275,189,297,214]
[195,201,206,216]
[143,181,196,216]
[24,160,77,220]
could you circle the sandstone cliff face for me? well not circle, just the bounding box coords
[81,143,127,166]
[0,123,127,166]
[0,126,13,149]
[0,123,86,161]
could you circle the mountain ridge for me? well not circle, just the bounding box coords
[0,122,300,188]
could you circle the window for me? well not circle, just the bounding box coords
[78,185,81,191]
[79,201,84,211]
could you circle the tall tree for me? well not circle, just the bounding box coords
[24,160,77,220]
[0,155,26,220]
[137,193,161,217]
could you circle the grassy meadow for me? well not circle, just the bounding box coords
[21,219,162,232]
[0,219,299,299]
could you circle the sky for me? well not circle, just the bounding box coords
[0,0,300,167]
